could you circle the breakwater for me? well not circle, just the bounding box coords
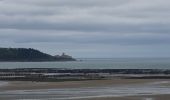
[0,68,170,81]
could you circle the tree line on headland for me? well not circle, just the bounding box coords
[0,48,76,61]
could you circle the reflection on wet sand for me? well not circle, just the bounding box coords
[0,79,170,100]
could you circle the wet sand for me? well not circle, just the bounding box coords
[0,79,170,100]
[0,79,169,90]
[78,94,170,100]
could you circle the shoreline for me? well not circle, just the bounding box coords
[0,79,158,90]
[0,79,170,100]
[0,68,170,99]
[78,94,170,100]
[1,78,169,90]
[1,68,170,82]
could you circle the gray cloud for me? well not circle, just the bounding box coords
[0,29,169,46]
[0,0,170,57]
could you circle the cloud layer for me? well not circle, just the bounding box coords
[0,0,170,57]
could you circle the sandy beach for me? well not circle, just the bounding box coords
[0,79,169,90]
[78,94,170,100]
[0,79,170,100]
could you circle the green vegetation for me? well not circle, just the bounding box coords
[0,48,76,61]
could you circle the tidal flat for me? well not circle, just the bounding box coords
[0,79,170,100]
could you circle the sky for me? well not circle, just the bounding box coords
[0,0,170,58]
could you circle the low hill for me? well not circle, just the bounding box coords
[0,48,76,61]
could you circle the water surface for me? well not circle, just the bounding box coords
[0,58,170,69]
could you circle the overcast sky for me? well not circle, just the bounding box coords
[0,0,170,58]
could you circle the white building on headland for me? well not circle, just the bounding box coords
[55,53,72,59]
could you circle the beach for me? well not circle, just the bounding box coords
[0,79,166,90]
[79,94,170,100]
[0,79,170,100]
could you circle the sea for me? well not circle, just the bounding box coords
[0,58,170,69]
[1,58,170,99]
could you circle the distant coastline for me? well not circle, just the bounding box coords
[0,47,76,62]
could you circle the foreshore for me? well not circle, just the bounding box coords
[0,79,170,100]
[0,68,170,100]
[78,94,170,100]
[0,79,165,90]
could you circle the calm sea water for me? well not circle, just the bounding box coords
[0,58,170,69]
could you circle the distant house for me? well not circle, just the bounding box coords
[55,53,73,59]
